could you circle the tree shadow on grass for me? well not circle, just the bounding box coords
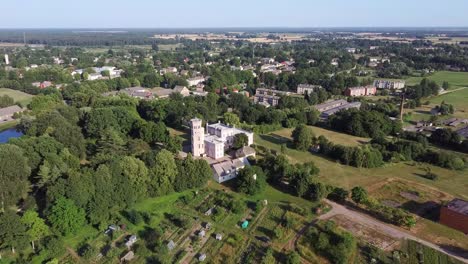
[259,134,293,147]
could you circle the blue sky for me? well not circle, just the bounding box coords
[1,0,467,28]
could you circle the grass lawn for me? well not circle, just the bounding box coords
[0,120,19,131]
[266,126,369,147]
[405,87,468,122]
[429,87,468,115]
[0,88,34,107]
[254,133,468,200]
[405,71,468,88]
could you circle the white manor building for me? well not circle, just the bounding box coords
[190,118,254,160]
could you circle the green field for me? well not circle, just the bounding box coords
[271,126,370,147]
[405,87,468,122]
[255,132,468,200]
[405,71,468,88]
[0,88,34,107]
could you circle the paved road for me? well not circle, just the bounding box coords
[320,199,468,263]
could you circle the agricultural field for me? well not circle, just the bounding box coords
[0,88,34,107]
[405,71,468,88]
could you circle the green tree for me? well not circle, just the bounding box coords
[21,210,50,251]
[351,186,368,205]
[285,251,301,264]
[235,166,266,195]
[233,133,249,149]
[149,150,177,196]
[223,112,240,127]
[0,95,14,108]
[442,81,450,90]
[0,210,29,254]
[48,197,86,235]
[292,125,315,151]
[0,144,31,212]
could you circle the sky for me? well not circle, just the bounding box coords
[1,0,468,28]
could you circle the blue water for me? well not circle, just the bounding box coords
[0,128,23,143]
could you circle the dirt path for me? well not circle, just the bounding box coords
[66,247,81,262]
[438,87,467,95]
[320,199,468,263]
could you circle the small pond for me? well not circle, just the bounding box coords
[0,128,23,143]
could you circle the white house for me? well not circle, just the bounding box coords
[212,158,250,183]
[187,76,205,87]
[190,119,254,160]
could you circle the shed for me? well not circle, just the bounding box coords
[198,230,206,237]
[125,235,137,248]
[120,251,134,263]
[241,220,249,229]
[167,240,176,251]
[198,253,207,262]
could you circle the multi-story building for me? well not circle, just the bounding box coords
[315,99,348,112]
[297,84,322,95]
[254,88,290,107]
[190,119,254,160]
[315,99,361,119]
[440,198,468,234]
[345,85,377,97]
[321,102,361,119]
[374,80,405,90]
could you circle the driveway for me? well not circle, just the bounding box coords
[320,199,468,263]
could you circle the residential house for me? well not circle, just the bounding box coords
[32,81,53,89]
[173,86,190,97]
[212,158,249,183]
[87,73,102,81]
[160,67,178,75]
[187,76,205,87]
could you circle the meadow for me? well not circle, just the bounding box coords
[0,88,34,107]
[405,71,468,88]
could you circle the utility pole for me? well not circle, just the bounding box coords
[23,32,26,46]
[399,90,405,122]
